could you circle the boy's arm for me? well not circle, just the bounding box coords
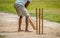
[25,1,30,8]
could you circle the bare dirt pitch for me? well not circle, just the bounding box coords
[0,12,60,38]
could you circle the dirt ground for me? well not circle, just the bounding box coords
[0,12,60,38]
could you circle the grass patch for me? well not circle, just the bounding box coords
[30,13,60,23]
[44,12,60,23]
[0,35,5,38]
[0,0,60,13]
[29,9,60,23]
[0,0,60,23]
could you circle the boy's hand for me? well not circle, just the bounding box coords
[25,1,30,8]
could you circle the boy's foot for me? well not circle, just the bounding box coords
[18,30,24,32]
[25,30,32,32]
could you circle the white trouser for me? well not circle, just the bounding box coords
[14,3,30,16]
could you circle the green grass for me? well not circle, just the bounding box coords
[0,0,60,12]
[0,0,60,23]
[0,35,5,38]
[30,9,60,23]
[30,12,60,23]
[44,12,60,23]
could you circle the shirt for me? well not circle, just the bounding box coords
[15,0,31,5]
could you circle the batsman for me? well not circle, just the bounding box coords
[14,0,35,32]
